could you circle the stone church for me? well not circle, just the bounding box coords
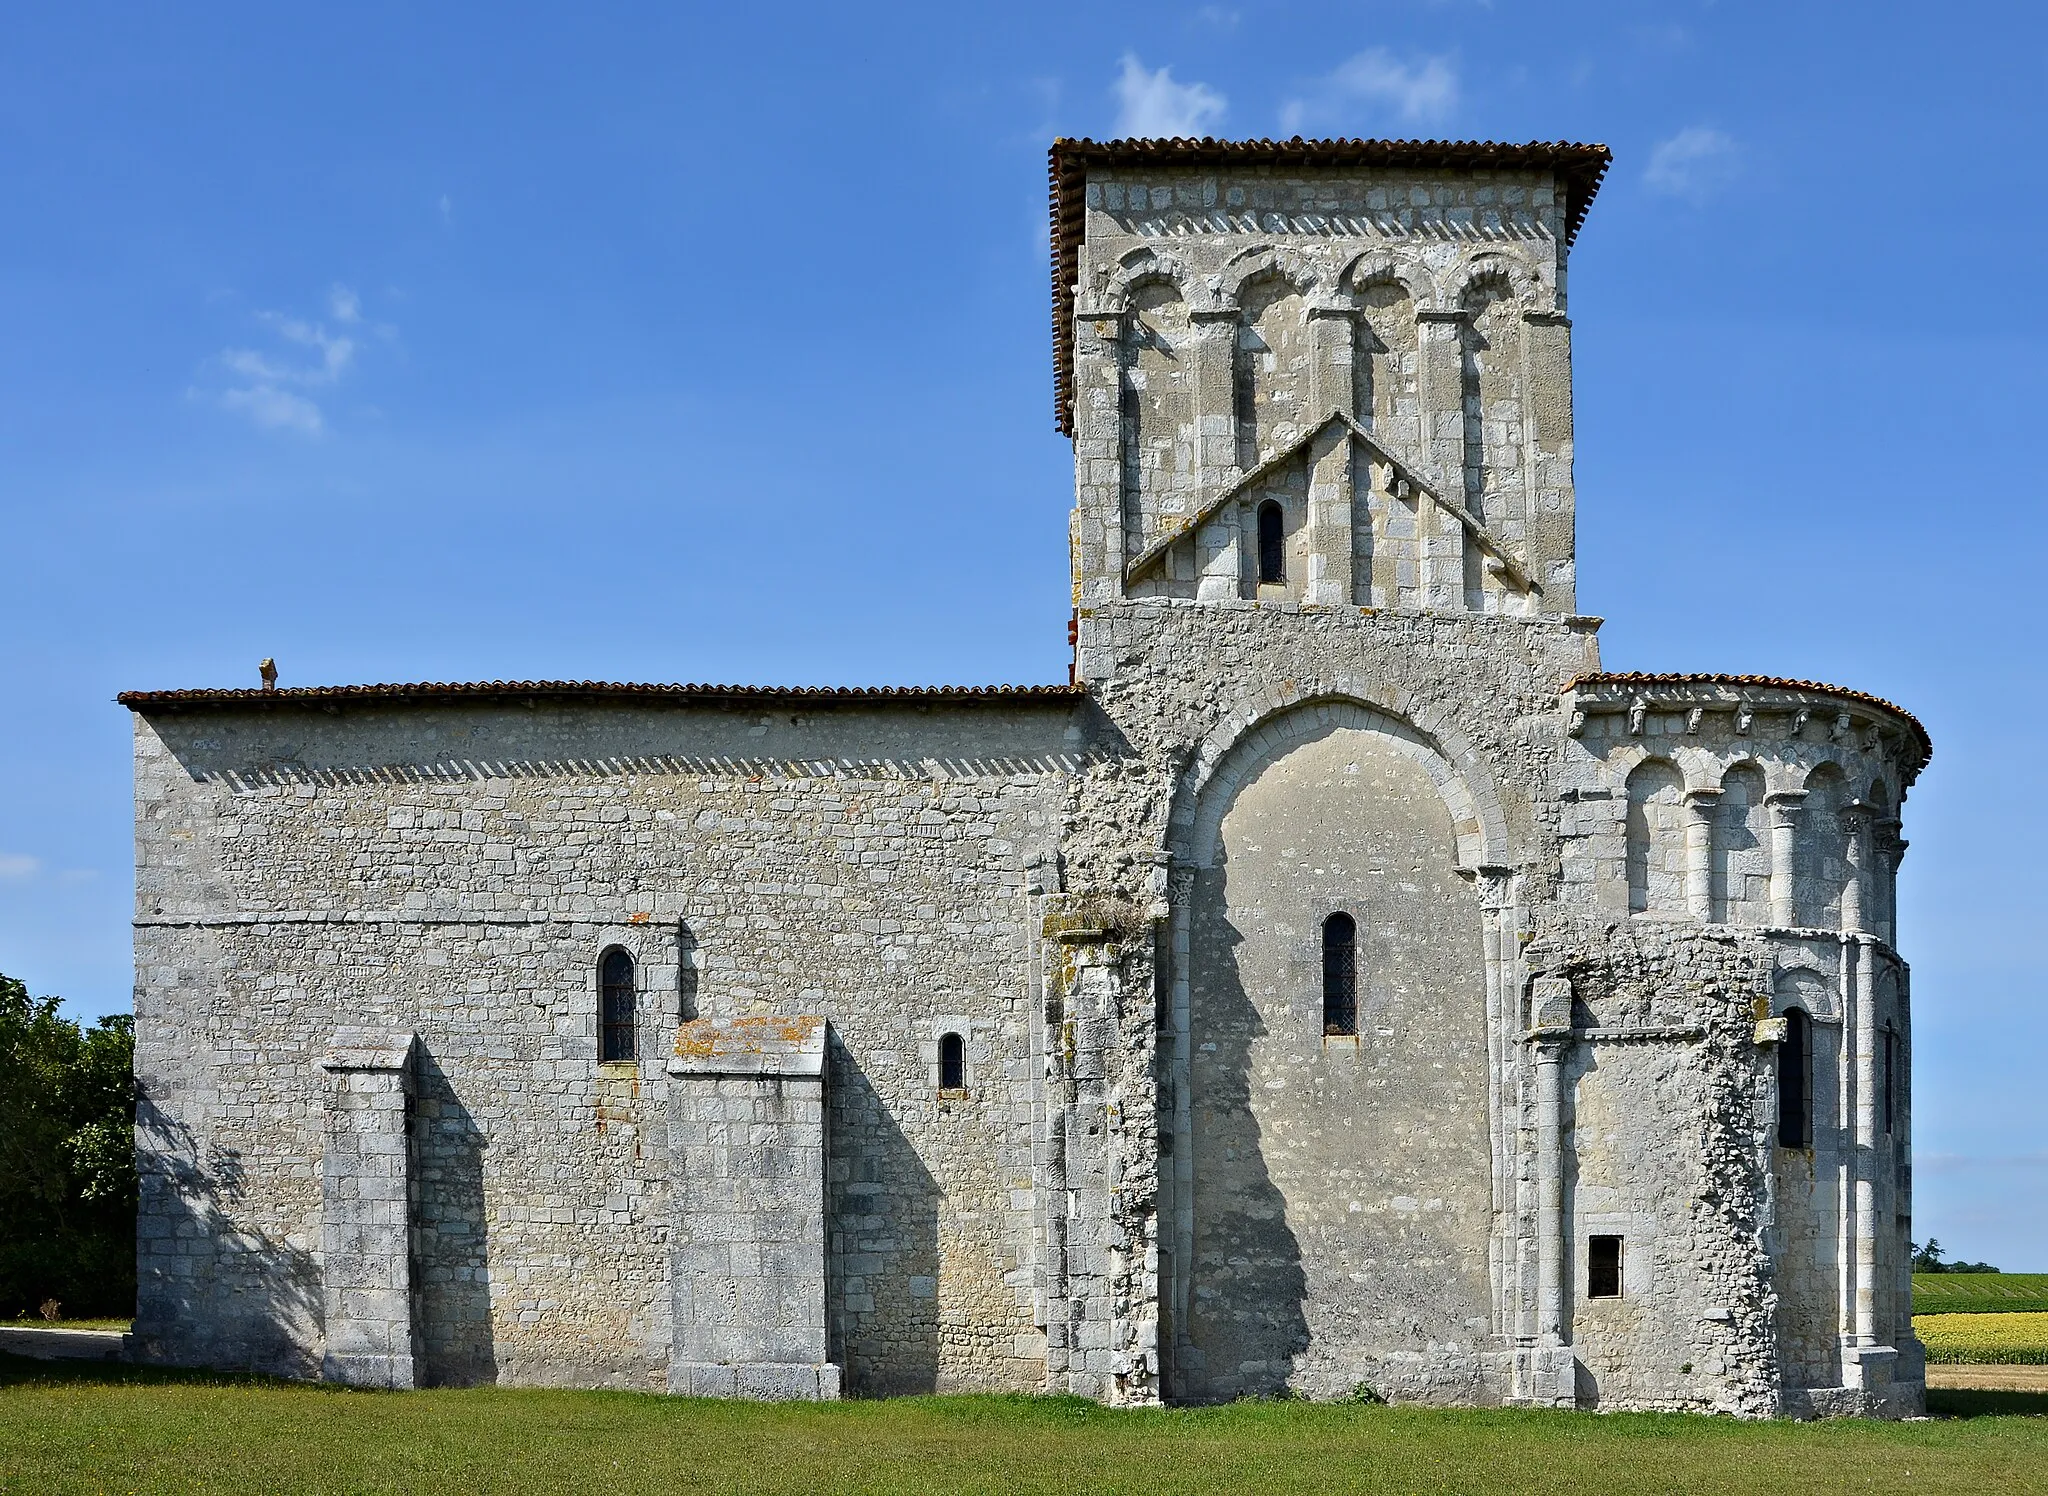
[122,138,1928,1416]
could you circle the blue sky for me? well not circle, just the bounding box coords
[3,2,2043,1267]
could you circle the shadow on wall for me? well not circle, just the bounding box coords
[828,1038,939,1395]
[411,1045,494,1387]
[134,1087,321,1377]
[1183,867,1311,1403]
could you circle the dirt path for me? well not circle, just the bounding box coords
[0,1326,128,1362]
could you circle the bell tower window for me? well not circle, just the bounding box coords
[1257,501,1286,584]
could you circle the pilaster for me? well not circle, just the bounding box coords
[319,1027,418,1391]
[667,1016,838,1400]
[1416,308,1469,611]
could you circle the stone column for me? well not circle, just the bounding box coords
[1527,976,1574,1349]
[1683,788,1722,922]
[667,1016,838,1400]
[1841,804,1870,936]
[1875,820,1906,947]
[1767,791,1806,926]
[1852,938,1878,1347]
[319,1028,418,1390]
[1842,937,1898,1397]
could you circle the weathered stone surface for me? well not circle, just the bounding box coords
[124,140,1926,1416]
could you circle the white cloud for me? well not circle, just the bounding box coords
[1645,126,1740,202]
[203,285,375,436]
[1280,48,1458,136]
[1113,54,1226,138]
[0,852,40,880]
[438,193,454,228]
[219,383,324,435]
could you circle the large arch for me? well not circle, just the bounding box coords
[1168,698,1496,1403]
[1167,689,1511,874]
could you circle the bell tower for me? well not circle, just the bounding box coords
[1052,138,1610,621]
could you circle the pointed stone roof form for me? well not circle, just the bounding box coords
[1121,409,1537,596]
[1048,137,1614,433]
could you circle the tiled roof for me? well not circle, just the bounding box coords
[1568,672,1931,761]
[118,680,1084,711]
[1048,137,1614,433]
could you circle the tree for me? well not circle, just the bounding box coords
[0,972,135,1319]
[1911,1238,2000,1275]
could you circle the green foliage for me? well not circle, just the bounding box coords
[1914,1274,2048,1315]
[0,972,135,1319]
[1913,1238,2001,1274]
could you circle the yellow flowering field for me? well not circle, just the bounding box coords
[1915,1312,2048,1364]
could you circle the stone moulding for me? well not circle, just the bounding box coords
[668,1015,826,1078]
[1563,674,1930,777]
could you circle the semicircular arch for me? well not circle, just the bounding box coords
[1168,692,1509,872]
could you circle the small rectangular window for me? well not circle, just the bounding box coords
[1588,1235,1623,1299]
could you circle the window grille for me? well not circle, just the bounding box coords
[599,948,637,1063]
[1322,912,1357,1037]
[1588,1235,1623,1298]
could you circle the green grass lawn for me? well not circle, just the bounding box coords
[0,1316,131,1331]
[1913,1273,2048,1314]
[2,1356,2046,1495]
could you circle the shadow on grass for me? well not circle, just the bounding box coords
[11,1352,2047,1433]
[1928,1387,2048,1420]
[0,1351,320,1394]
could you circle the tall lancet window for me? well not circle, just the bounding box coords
[1322,912,1358,1037]
[599,948,637,1064]
[1777,1006,1812,1147]
[1257,501,1286,584]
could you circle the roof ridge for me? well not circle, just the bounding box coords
[119,680,1084,709]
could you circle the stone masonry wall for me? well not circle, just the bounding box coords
[132,699,1083,1393]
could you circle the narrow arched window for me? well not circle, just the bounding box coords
[1777,1006,1811,1147]
[599,948,637,1063]
[1257,500,1286,583]
[938,1032,965,1093]
[1322,912,1357,1037]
